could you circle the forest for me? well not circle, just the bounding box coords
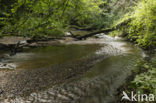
[0,0,156,102]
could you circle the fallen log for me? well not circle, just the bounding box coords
[76,28,115,40]
[76,18,132,40]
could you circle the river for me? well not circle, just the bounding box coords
[0,34,145,103]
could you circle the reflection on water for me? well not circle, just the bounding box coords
[4,44,101,69]
[0,34,144,103]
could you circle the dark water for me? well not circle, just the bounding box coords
[5,44,101,69]
[0,34,144,103]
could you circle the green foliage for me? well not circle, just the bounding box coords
[127,0,156,49]
[113,0,156,49]
[132,54,156,95]
[109,29,123,37]
[103,0,137,27]
[0,0,139,37]
[0,0,105,37]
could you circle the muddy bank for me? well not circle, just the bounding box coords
[0,28,100,51]
[0,36,75,49]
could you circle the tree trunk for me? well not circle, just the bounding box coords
[76,28,115,40]
[76,18,132,40]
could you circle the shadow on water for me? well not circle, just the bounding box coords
[0,34,144,103]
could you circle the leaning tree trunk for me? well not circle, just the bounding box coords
[76,28,115,40]
[76,18,132,40]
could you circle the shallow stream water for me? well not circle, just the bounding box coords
[0,34,144,103]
